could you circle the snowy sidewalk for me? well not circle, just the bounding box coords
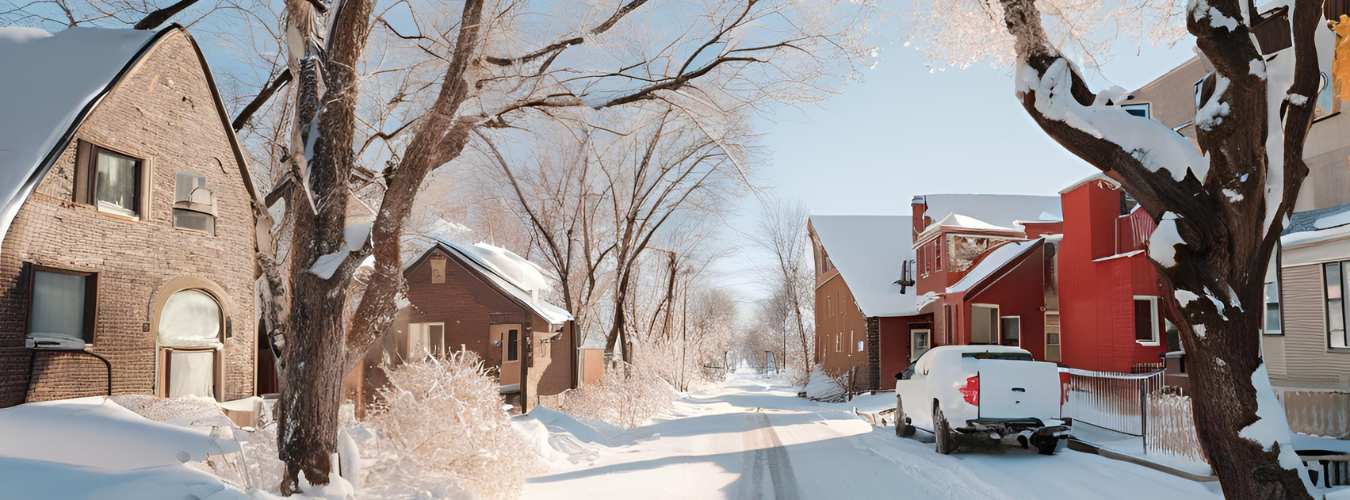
[521,375,1225,500]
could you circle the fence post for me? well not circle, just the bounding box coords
[1140,374,1149,455]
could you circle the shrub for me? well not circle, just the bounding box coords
[556,361,674,429]
[362,352,541,500]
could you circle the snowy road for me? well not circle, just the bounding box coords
[522,376,1225,500]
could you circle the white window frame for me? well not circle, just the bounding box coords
[1122,103,1151,119]
[408,322,447,359]
[911,328,931,361]
[1000,315,1021,347]
[1133,296,1161,345]
[1045,312,1061,363]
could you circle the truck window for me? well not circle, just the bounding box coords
[961,351,1033,361]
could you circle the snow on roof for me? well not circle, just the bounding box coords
[931,213,1016,232]
[0,27,161,256]
[423,239,573,325]
[1281,202,1350,248]
[809,215,918,317]
[921,194,1062,232]
[947,239,1041,294]
[1058,172,1122,194]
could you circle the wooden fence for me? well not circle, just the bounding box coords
[1278,390,1350,439]
[1145,391,1208,463]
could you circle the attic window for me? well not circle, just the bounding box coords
[173,172,216,235]
[74,142,147,219]
[1122,103,1151,119]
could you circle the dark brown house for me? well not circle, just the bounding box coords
[353,240,577,413]
[0,26,262,406]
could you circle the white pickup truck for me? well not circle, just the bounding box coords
[894,345,1070,455]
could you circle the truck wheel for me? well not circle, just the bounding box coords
[895,396,915,438]
[1035,436,1058,456]
[934,406,956,455]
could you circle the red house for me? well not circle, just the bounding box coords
[1057,174,1171,373]
[910,195,1064,361]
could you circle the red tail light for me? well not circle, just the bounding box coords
[960,375,979,405]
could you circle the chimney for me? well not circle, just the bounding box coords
[911,195,927,238]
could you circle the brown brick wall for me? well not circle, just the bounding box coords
[814,274,869,384]
[0,31,257,406]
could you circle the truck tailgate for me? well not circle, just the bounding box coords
[976,359,1061,420]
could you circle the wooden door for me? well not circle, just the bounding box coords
[493,324,522,386]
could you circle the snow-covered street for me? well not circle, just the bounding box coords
[523,375,1225,500]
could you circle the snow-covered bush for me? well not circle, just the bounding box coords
[362,352,541,500]
[556,361,674,429]
[804,366,847,402]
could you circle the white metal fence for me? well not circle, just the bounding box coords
[1061,368,1206,461]
[1061,368,1165,437]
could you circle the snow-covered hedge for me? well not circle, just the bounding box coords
[804,366,847,402]
[556,361,674,429]
[362,352,541,499]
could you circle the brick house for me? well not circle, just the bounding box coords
[0,26,262,406]
[354,240,577,413]
[808,215,925,391]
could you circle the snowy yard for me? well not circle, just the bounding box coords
[520,374,1226,500]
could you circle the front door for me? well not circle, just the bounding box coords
[492,324,522,386]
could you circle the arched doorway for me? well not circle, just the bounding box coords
[156,288,225,400]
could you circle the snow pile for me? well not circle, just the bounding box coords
[363,352,542,500]
[555,362,675,429]
[512,407,607,466]
[0,396,250,500]
[804,366,847,402]
[1238,364,1315,492]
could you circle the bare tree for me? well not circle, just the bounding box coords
[909,0,1327,495]
[266,0,875,492]
[753,198,814,374]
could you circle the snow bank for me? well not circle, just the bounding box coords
[0,396,239,469]
[0,456,249,500]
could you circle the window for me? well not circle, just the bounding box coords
[933,239,942,272]
[944,305,954,344]
[1265,281,1283,335]
[1194,77,1206,109]
[1045,312,1061,362]
[1122,103,1151,119]
[157,289,223,400]
[173,172,216,235]
[911,329,931,361]
[408,323,447,358]
[75,142,145,219]
[1000,316,1021,347]
[849,330,854,355]
[857,340,865,352]
[1326,262,1349,348]
[1134,296,1160,344]
[835,333,842,353]
[26,266,97,349]
[507,328,520,361]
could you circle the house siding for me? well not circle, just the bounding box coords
[814,274,869,384]
[0,30,257,406]
[1270,264,1350,389]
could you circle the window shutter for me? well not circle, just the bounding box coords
[73,140,92,204]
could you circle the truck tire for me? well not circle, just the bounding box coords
[895,396,915,438]
[934,405,956,455]
[1034,436,1058,456]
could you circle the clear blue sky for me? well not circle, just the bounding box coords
[714,33,1199,302]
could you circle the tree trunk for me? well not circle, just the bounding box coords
[277,273,348,494]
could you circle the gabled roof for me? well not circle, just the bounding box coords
[920,194,1063,232]
[407,239,573,327]
[808,215,918,317]
[947,238,1044,295]
[0,25,261,256]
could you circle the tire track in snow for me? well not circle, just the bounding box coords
[737,412,802,500]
